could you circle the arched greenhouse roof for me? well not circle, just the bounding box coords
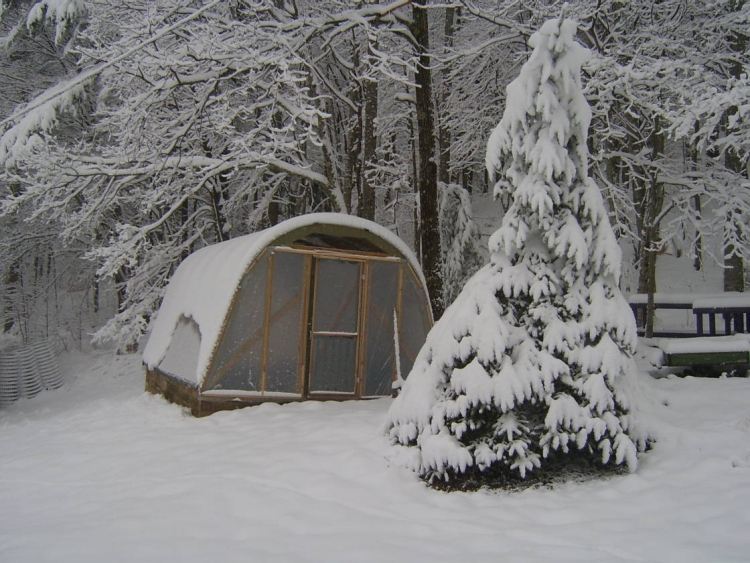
[142,213,428,386]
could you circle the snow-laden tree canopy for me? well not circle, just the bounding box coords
[387,15,649,487]
[0,0,746,352]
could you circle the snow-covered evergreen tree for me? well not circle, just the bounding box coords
[439,182,483,308]
[387,15,648,487]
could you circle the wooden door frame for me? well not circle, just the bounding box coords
[227,245,405,400]
[306,254,364,397]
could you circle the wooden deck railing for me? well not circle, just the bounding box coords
[628,293,750,338]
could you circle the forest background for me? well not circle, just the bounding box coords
[0,0,747,352]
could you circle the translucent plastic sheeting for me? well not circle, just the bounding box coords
[309,335,357,393]
[265,252,305,394]
[399,268,432,379]
[313,258,360,333]
[160,316,202,382]
[309,258,360,393]
[206,254,267,391]
[363,261,400,396]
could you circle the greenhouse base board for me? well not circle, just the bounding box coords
[145,368,388,417]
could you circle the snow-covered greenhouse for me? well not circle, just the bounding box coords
[143,213,433,416]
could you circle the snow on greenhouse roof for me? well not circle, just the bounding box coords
[142,213,426,386]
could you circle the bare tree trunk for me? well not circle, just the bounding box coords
[437,6,457,185]
[685,124,704,271]
[341,104,357,212]
[723,10,746,292]
[360,70,378,220]
[3,261,19,332]
[349,40,363,215]
[92,274,99,315]
[691,192,703,271]
[724,141,745,292]
[635,116,665,337]
[114,267,137,354]
[267,196,280,226]
[462,168,473,194]
[353,0,377,221]
[409,116,419,251]
[602,138,623,238]
[202,140,229,243]
[411,2,444,319]
[312,74,347,214]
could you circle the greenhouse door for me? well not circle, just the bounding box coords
[308,257,361,395]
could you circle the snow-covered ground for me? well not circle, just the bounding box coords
[1,351,749,563]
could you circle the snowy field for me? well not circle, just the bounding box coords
[1,351,749,563]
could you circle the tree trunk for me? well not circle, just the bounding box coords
[409,116,419,251]
[723,7,746,292]
[723,139,745,292]
[635,116,666,337]
[114,266,137,354]
[3,261,19,332]
[348,40,363,215]
[437,6,457,185]
[685,123,703,271]
[411,2,444,319]
[637,239,658,336]
[360,69,378,220]
[691,193,703,271]
[356,1,377,221]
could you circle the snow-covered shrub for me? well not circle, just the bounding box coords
[439,182,483,308]
[387,16,649,488]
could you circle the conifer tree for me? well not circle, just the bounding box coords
[387,15,647,487]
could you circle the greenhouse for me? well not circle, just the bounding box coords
[143,213,433,416]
